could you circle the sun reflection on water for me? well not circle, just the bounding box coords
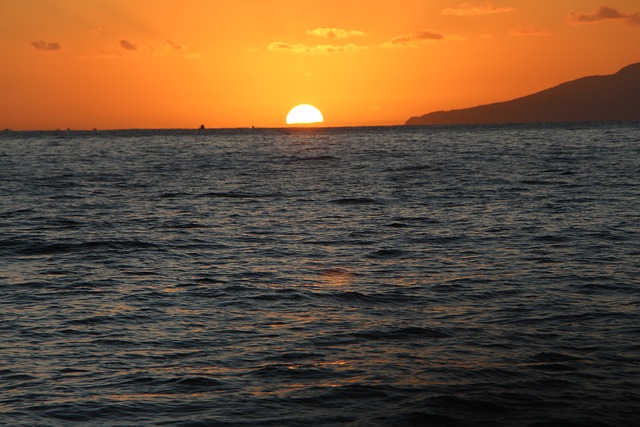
[318,268,357,287]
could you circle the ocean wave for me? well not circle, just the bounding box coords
[351,326,451,340]
[5,238,158,256]
[285,155,338,162]
[330,197,379,205]
[196,191,280,199]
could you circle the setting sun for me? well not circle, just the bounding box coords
[286,104,324,125]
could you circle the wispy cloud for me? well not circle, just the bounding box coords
[88,39,198,59]
[269,28,448,53]
[569,6,640,26]
[510,24,551,37]
[119,39,137,51]
[268,41,362,54]
[307,28,368,39]
[31,40,61,51]
[383,30,445,48]
[145,40,193,56]
[165,40,186,51]
[442,2,515,16]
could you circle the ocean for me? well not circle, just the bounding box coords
[1,123,639,426]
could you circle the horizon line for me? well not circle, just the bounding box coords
[2,120,639,133]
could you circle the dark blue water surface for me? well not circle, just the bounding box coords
[1,123,639,426]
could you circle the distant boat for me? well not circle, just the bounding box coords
[198,124,206,130]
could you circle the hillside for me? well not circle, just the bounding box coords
[406,63,640,125]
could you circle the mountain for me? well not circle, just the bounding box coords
[406,63,640,125]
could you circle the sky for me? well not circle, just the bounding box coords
[1,0,639,130]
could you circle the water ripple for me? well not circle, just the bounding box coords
[1,124,639,426]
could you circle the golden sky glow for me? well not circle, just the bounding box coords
[1,1,639,129]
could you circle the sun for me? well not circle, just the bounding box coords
[286,104,324,125]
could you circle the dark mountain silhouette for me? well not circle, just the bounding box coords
[406,63,640,125]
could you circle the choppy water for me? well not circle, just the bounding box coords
[1,123,639,426]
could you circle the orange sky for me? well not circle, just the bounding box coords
[1,0,639,129]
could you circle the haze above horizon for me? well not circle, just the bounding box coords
[2,1,639,130]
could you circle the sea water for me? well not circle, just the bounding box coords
[1,123,639,426]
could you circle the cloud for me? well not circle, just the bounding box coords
[84,38,197,59]
[569,6,640,26]
[165,40,186,51]
[144,40,192,57]
[268,41,298,52]
[629,13,640,25]
[269,28,445,53]
[442,2,515,16]
[307,27,368,39]
[570,6,624,22]
[268,41,362,53]
[510,24,551,37]
[31,40,61,51]
[384,30,445,48]
[119,39,137,50]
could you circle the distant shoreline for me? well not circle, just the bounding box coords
[407,63,640,126]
